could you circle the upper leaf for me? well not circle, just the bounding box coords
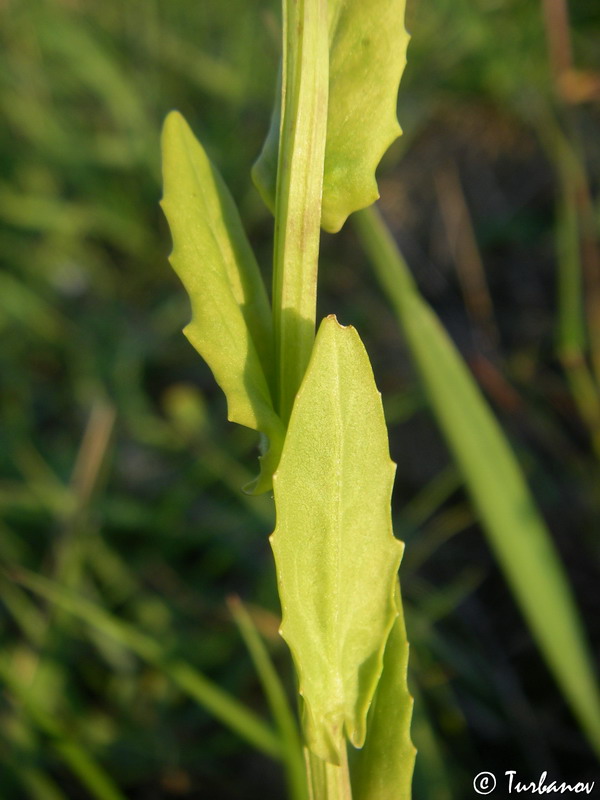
[270,315,403,763]
[253,0,410,233]
[161,111,283,492]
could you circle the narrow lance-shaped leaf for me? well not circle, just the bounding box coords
[161,111,283,492]
[253,0,410,233]
[355,204,600,758]
[350,583,416,800]
[270,315,404,764]
[228,597,308,800]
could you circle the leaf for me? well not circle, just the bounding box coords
[270,315,404,763]
[253,0,410,233]
[350,584,415,800]
[354,204,600,757]
[161,111,283,492]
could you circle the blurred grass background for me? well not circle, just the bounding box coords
[1,0,599,797]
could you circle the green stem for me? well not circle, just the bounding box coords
[305,747,353,800]
[272,0,329,423]
[549,126,600,458]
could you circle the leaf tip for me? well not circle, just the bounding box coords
[323,313,356,333]
[161,108,188,148]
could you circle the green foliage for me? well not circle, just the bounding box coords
[254,0,410,233]
[350,586,415,800]
[355,205,600,757]
[229,597,308,800]
[3,0,600,796]
[271,316,404,764]
[161,1,415,792]
[15,568,282,759]
[0,659,127,800]
[161,111,284,492]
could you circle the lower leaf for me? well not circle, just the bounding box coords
[270,315,404,763]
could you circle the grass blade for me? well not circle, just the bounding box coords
[10,568,282,760]
[228,596,308,800]
[354,204,600,756]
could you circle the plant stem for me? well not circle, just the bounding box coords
[305,747,353,800]
[538,117,600,458]
[555,143,600,457]
[272,0,329,423]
